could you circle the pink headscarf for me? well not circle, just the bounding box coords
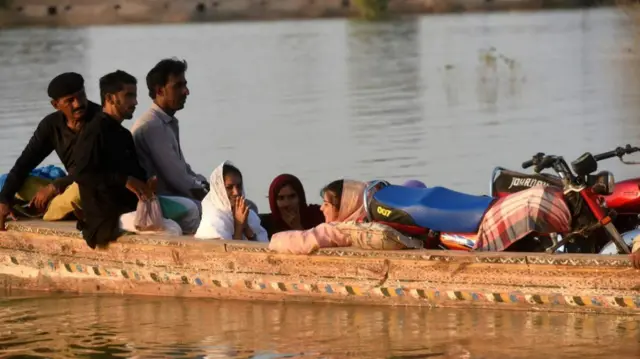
[335,180,367,222]
[268,179,369,254]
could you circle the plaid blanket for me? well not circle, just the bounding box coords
[473,186,572,252]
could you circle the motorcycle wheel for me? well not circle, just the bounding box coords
[598,228,638,255]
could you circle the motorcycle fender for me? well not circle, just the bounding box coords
[439,232,477,251]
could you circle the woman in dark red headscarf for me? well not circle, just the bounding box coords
[261,174,325,240]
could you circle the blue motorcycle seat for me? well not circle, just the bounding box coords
[372,185,495,233]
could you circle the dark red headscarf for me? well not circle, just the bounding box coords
[268,174,325,233]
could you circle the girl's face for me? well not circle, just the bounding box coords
[320,192,339,222]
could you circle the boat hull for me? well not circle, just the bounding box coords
[1,221,639,315]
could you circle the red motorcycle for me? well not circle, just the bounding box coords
[364,150,632,254]
[491,145,640,236]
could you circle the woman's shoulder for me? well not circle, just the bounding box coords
[258,212,275,230]
[257,212,277,240]
[258,212,273,225]
[304,204,326,225]
[245,198,260,213]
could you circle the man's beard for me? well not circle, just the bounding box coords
[116,100,134,120]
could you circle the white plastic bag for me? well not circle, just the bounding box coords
[133,198,165,232]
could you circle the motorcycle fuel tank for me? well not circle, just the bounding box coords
[604,178,640,213]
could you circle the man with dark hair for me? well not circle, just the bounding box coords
[131,58,208,212]
[73,70,160,248]
[0,72,101,231]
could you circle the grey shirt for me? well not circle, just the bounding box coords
[131,103,207,198]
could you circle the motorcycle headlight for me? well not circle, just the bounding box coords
[590,170,615,195]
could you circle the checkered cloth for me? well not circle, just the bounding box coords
[474,186,572,252]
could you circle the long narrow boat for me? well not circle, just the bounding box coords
[1,220,638,315]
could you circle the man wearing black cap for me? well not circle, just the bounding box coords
[0,72,101,230]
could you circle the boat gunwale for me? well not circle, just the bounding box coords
[3,221,635,268]
[2,220,640,315]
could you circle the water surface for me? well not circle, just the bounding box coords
[0,292,639,358]
[2,9,640,210]
[1,8,640,358]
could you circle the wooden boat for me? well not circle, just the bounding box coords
[1,220,638,315]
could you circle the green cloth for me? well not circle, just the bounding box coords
[158,196,190,221]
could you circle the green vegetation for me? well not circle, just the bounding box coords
[353,0,389,20]
[477,47,519,70]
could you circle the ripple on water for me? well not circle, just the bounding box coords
[2,9,640,206]
[0,291,636,358]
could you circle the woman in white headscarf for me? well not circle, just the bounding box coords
[194,161,268,242]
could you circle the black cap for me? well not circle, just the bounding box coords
[47,72,84,100]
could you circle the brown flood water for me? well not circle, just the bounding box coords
[2,8,640,211]
[0,291,638,358]
[2,7,640,358]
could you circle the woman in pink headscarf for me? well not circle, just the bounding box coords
[268,179,367,254]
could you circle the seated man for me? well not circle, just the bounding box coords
[73,70,185,249]
[0,72,101,230]
[131,58,208,210]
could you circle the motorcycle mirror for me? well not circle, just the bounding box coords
[619,157,640,165]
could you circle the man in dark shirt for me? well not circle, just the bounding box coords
[73,70,154,249]
[0,72,101,231]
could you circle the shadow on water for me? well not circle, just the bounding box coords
[346,18,425,181]
[0,291,638,358]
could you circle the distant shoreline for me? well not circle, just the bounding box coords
[0,0,611,28]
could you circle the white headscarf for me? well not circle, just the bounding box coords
[194,161,268,242]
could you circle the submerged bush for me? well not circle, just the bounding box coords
[353,0,389,20]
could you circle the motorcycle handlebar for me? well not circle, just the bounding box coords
[521,153,557,172]
[593,151,617,161]
[593,144,640,161]
[522,159,535,169]
[522,145,640,170]
[534,156,557,173]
